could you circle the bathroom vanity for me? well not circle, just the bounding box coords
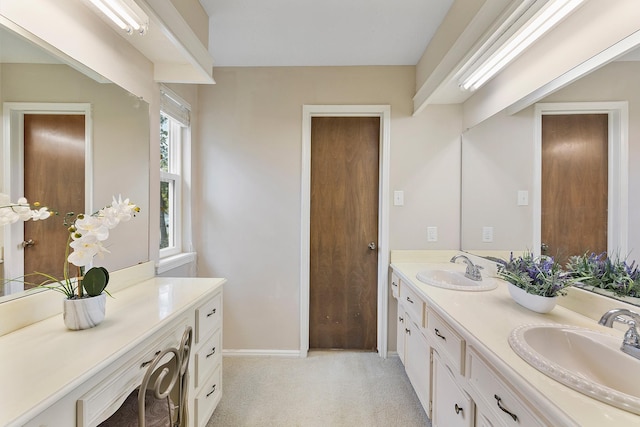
[0,262,225,427]
[391,251,640,427]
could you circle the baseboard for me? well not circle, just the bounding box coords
[222,349,302,358]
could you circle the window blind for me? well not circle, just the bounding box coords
[160,85,190,127]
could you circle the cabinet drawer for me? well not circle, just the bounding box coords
[426,310,465,375]
[195,328,221,388]
[391,272,400,299]
[467,348,545,427]
[195,291,222,344]
[399,283,425,327]
[194,365,222,427]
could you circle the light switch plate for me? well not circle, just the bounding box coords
[482,226,493,243]
[427,226,438,242]
[393,190,404,206]
[517,190,529,206]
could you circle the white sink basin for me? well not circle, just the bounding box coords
[509,324,640,415]
[415,269,498,291]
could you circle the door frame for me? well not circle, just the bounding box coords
[533,102,628,258]
[300,105,391,358]
[2,102,93,289]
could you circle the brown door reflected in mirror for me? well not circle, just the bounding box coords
[541,114,608,265]
[24,114,85,285]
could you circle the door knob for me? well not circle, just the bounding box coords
[541,242,549,253]
[368,242,377,250]
[21,239,35,249]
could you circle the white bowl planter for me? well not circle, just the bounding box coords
[63,293,107,330]
[507,282,557,314]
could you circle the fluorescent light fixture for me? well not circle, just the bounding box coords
[460,0,585,91]
[87,0,149,35]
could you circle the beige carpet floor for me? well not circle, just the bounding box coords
[207,351,431,427]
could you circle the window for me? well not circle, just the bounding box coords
[159,86,190,259]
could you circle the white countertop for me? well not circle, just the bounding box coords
[0,276,225,427]
[391,259,640,427]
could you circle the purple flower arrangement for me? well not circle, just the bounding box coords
[566,252,640,298]
[497,252,579,297]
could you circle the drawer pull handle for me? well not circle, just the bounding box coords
[494,394,518,422]
[406,296,414,304]
[141,351,161,368]
[454,404,463,415]
[399,316,404,323]
[392,281,398,287]
[434,328,447,341]
[405,328,411,335]
[206,308,217,317]
[206,384,217,397]
[206,347,217,358]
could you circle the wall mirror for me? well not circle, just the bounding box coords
[460,43,640,306]
[1,22,150,302]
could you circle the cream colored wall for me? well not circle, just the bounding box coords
[1,63,150,272]
[415,0,485,90]
[461,61,640,256]
[196,66,462,352]
[461,108,534,251]
[168,0,209,47]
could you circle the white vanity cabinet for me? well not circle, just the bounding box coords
[395,275,431,416]
[192,292,223,427]
[0,263,226,427]
[403,313,431,415]
[432,348,474,427]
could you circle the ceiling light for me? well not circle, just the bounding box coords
[459,0,585,92]
[86,0,149,35]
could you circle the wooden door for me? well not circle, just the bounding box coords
[23,114,85,285]
[309,116,379,350]
[541,114,608,265]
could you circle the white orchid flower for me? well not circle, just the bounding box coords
[73,215,110,241]
[0,193,52,224]
[68,234,111,267]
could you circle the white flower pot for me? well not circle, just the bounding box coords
[63,293,106,330]
[507,283,557,314]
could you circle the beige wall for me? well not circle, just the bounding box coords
[196,66,462,352]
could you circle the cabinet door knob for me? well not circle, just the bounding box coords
[368,242,377,250]
[455,403,463,415]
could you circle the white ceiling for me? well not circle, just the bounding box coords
[199,0,455,67]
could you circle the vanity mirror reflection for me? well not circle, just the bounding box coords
[460,42,640,306]
[0,22,150,301]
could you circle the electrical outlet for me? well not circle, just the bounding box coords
[427,226,438,242]
[482,226,493,243]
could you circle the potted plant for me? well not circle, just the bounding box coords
[497,252,581,313]
[2,194,138,330]
[566,252,640,301]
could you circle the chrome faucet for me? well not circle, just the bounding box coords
[598,308,640,360]
[450,254,483,281]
